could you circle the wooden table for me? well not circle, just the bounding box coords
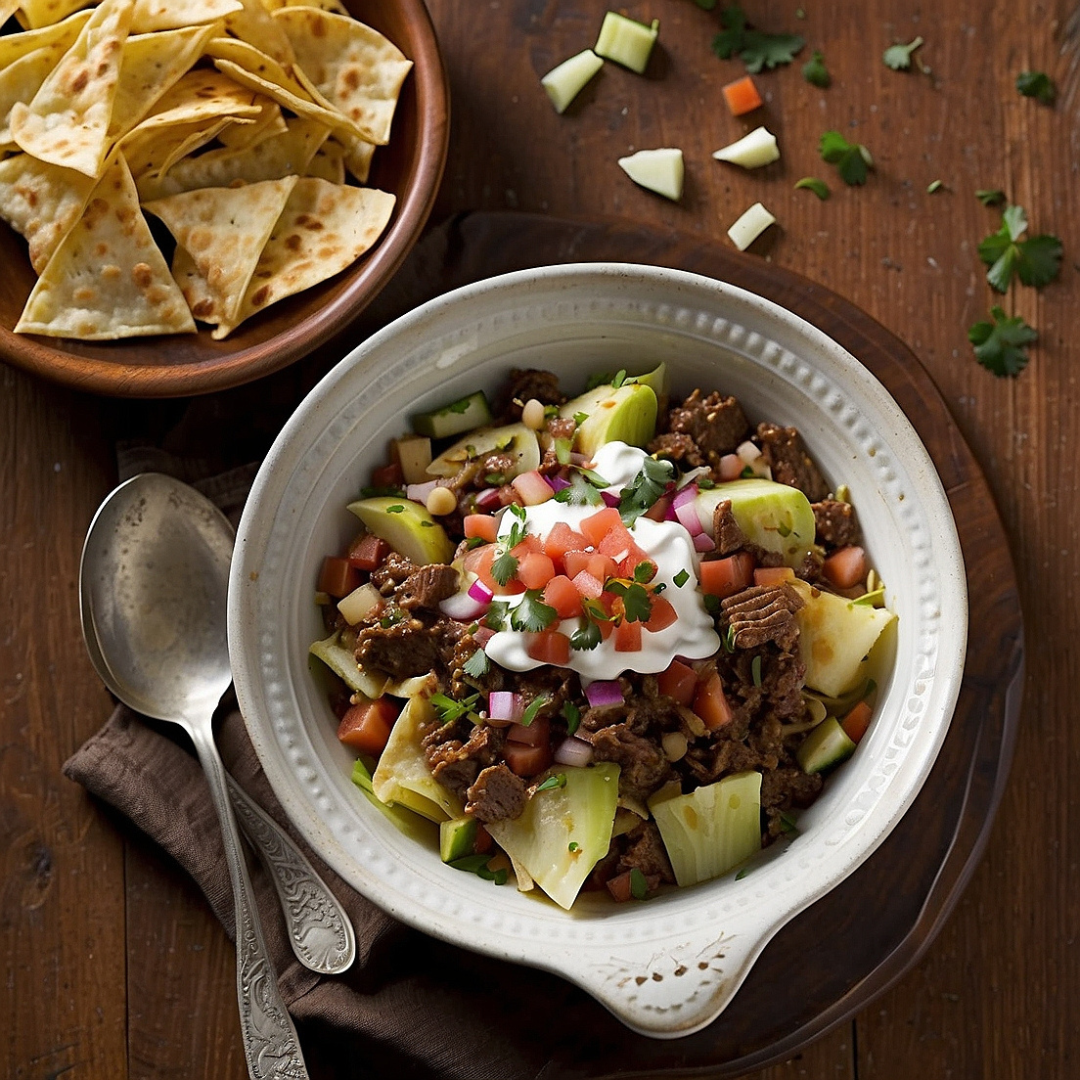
[3,1,1077,1077]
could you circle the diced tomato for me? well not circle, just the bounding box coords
[657,659,697,705]
[525,629,571,666]
[605,870,635,902]
[579,506,624,547]
[642,494,671,522]
[587,553,620,583]
[317,556,361,598]
[463,514,499,543]
[542,522,590,565]
[346,532,388,571]
[699,551,755,599]
[619,553,656,580]
[563,549,592,579]
[516,551,556,590]
[510,533,543,558]
[543,574,583,619]
[595,617,614,641]
[336,697,399,756]
[596,522,637,562]
[614,618,641,652]
[370,461,403,488]
[506,715,549,747]
[571,569,604,600]
[474,823,493,855]
[753,565,795,587]
[822,545,868,590]
[693,671,734,731]
[643,595,677,633]
[472,545,525,596]
[503,741,552,778]
[840,700,873,743]
[722,74,763,116]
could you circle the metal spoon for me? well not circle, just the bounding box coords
[78,473,326,1080]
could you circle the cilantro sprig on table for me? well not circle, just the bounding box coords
[709,3,804,72]
[977,204,1062,293]
[883,36,923,71]
[819,130,873,185]
[968,307,1038,377]
[1016,70,1056,105]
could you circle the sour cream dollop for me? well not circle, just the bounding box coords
[483,442,720,680]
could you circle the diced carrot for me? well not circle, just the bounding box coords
[579,506,624,546]
[317,556,361,598]
[643,595,677,633]
[543,574,583,619]
[605,870,635,902]
[370,461,404,488]
[822,545,868,590]
[525,629,571,666]
[517,551,556,590]
[722,74,763,116]
[345,532,389,571]
[571,569,604,600]
[657,659,697,705]
[336,697,399,756]
[503,741,552,778]
[542,522,590,563]
[614,619,641,652]
[693,671,734,731]
[699,551,755,599]
[753,565,795,587]
[840,700,873,743]
[463,514,499,543]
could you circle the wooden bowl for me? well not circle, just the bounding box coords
[0,0,449,397]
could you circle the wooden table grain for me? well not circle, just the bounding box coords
[3,2,1077,1078]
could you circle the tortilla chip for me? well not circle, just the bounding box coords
[133,67,263,128]
[340,134,375,183]
[0,8,91,69]
[107,22,223,139]
[9,0,135,177]
[305,137,346,184]
[130,0,242,33]
[0,152,96,272]
[123,114,247,191]
[211,177,395,338]
[15,153,196,339]
[273,6,412,146]
[260,0,349,13]
[214,96,288,149]
[223,0,295,66]
[17,0,90,30]
[0,41,69,150]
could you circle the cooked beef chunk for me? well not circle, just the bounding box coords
[427,723,506,802]
[813,499,862,548]
[355,616,464,681]
[647,431,706,468]
[466,763,528,823]
[370,551,416,594]
[712,498,749,555]
[662,389,750,461]
[398,564,460,612]
[682,710,785,786]
[588,723,674,803]
[616,820,676,884]
[721,583,804,652]
[761,765,824,837]
[756,422,829,502]
[497,368,567,422]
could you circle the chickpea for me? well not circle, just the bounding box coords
[521,397,546,431]
[425,485,458,517]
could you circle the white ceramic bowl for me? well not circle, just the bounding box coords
[228,263,967,1038]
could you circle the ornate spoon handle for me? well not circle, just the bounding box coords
[228,775,356,976]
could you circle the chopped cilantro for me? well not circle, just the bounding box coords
[711,4,804,72]
[570,618,602,652]
[386,504,404,514]
[562,701,582,735]
[536,773,567,792]
[633,560,657,584]
[629,867,649,900]
[618,456,674,525]
[578,467,611,487]
[449,853,507,885]
[584,372,614,391]
[490,548,519,586]
[553,470,604,506]
[720,620,736,650]
[568,841,581,852]
[819,130,873,185]
[976,188,1006,207]
[520,695,550,726]
[572,410,589,426]
[461,648,489,678]
[611,369,628,388]
[554,437,573,465]
[883,36,923,71]
[464,535,486,550]
[704,592,722,617]
[432,691,481,726]
[673,568,690,588]
[794,176,830,200]
[510,590,558,633]
[968,307,1037,377]
[1016,70,1056,105]
[446,396,472,415]
[779,810,800,834]
[802,49,830,88]
[484,600,511,631]
[977,204,1062,292]
[485,472,507,486]
[606,579,654,623]
[379,609,404,629]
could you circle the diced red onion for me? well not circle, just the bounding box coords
[601,490,621,508]
[671,482,698,508]
[693,531,715,552]
[467,578,494,604]
[547,474,571,492]
[584,679,623,708]
[674,499,703,535]
[487,691,523,722]
[553,736,594,767]
[406,479,438,503]
[475,487,502,511]
[439,590,489,621]
[736,440,762,465]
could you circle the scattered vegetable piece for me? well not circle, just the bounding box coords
[976,189,1006,207]
[977,204,1062,293]
[794,176,830,200]
[727,202,776,250]
[541,49,605,113]
[968,307,1037,377]
[927,179,944,194]
[883,36,923,70]
[712,125,779,168]
[711,4,804,72]
[819,129,873,185]
[802,49,830,87]
[1016,70,1056,105]
[617,147,685,201]
[595,11,660,73]
[721,73,764,116]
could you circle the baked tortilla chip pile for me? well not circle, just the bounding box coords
[0,0,406,340]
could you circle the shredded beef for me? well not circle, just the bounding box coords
[661,389,750,462]
[355,616,464,682]
[756,422,829,502]
[617,820,676,885]
[813,499,862,548]
[466,763,528,823]
[712,498,749,555]
[398,564,459,612]
[721,583,804,652]
[647,431,705,468]
[588,723,674,804]
[426,722,505,802]
[370,552,416,594]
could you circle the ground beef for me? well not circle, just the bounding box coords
[466,763,528,823]
[661,389,750,462]
[760,765,824,837]
[496,368,567,421]
[712,498,749,555]
[588,722,674,804]
[397,564,459,612]
[813,499,862,548]
[721,583,804,652]
[616,820,676,885]
[647,431,706,468]
[756,422,829,502]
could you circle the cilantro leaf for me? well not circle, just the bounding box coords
[883,36,923,70]
[794,176,830,200]
[618,456,673,525]
[490,548,519,586]
[711,4,804,73]
[977,205,1062,292]
[483,600,511,631]
[802,49,830,88]
[1016,70,1056,105]
[673,568,690,588]
[976,188,1006,207]
[819,130,872,185]
[629,867,649,900]
[535,773,567,792]
[449,854,507,885]
[553,470,604,507]
[520,695,550,726]
[570,619,602,651]
[562,701,582,734]
[461,648,489,679]
[432,691,481,725]
[510,590,558,633]
[968,307,1037,377]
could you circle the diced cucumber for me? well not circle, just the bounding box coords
[557,380,659,456]
[618,147,684,201]
[713,126,780,169]
[796,716,857,774]
[412,390,493,439]
[439,816,479,862]
[595,11,659,73]
[541,49,604,113]
[347,496,455,565]
[728,201,776,250]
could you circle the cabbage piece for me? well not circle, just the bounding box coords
[649,770,762,887]
[309,630,387,698]
[486,762,620,909]
[371,696,462,823]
